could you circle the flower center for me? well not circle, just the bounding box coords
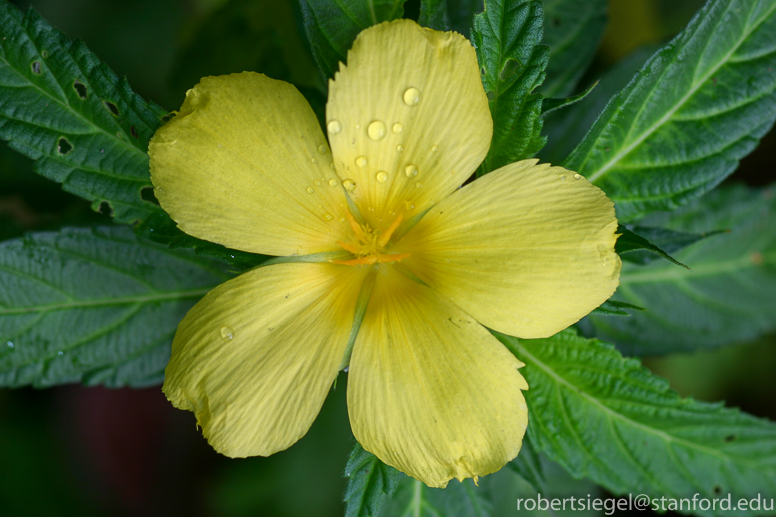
[331,210,410,266]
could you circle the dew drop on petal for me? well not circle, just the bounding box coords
[343,179,356,191]
[405,164,418,177]
[318,144,328,154]
[306,187,315,194]
[324,213,334,221]
[376,171,389,183]
[356,156,368,167]
[311,158,318,164]
[221,326,234,340]
[558,174,566,181]
[396,145,405,153]
[328,178,339,187]
[403,87,421,107]
[314,179,322,186]
[367,120,387,141]
[574,173,582,180]
[431,145,439,153]
[327,120,341,134]
[392,123,403,134]
[416,182,424,188]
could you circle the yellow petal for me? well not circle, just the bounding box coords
[163,262,367,457]
[327,20,492,229]
[396,160,621,338]
[348,266,528,488]
[150,72,351,256]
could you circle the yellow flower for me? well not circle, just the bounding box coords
[149,20,620,488]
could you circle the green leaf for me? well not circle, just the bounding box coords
[135,211,269,273]
[538,0,607,97]
[618,225,728,266]
[540,80,597,116]
[616,225,689,269]
[299,0,407,80]
[589,299,645,317]
[473,0,549,174]
[0,226,229,388]
[539,46,654,165]
[0,4,168,224]
[589,184,776,355]
[378,477,493,517]
[498,330,776,515]
[565,0,776,222]
[344,443,403,517]
[418,0,484,35]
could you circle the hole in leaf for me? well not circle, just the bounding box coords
[500,58,522,81]
[140,186,160,206]
[57,137,73,155]
[486,91,495,101]
[73,80,88,99]
[724,434,736,442]
[160,113,174,125]
[31,61,42,74]
[103,100,120,116]
[480,66,486,76]
[98,201,113,216]
[41,50,49,58]
[713,485,723,495]
[131,125,138,139]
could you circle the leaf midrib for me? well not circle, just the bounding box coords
[514,341,766,472]
[586,1,776,183]
[0,288,211,315]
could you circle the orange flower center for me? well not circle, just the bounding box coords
[330,210,410,266]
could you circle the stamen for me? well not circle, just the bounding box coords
[375,253,410,263]
[344,209,367,241]
[377,213,404,247]
[337,240,361,255]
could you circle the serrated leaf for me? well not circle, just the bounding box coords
[299,0,406,80]
[565,0,776,222]
[418,0,484,35]
[540,80,598,116]
[619,225,728,266]
[498,330,776,517]
[0,4,168,224]
[616,225,689,269]
[589,184,776,355]
[378,476,493,517]
[539,46,654,165]
[473,0,549,174]
[0,226,229,388]
[344,443,403,517]
[539,0,607,97]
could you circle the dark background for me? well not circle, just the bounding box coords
[1,0,774,515]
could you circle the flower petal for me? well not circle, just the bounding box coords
[150,72,351,256]
[327,20,492,229]
[396,160,621,338]
[348,266,528,488]
[163,262,367,457]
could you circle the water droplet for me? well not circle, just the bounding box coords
[328,178,339,187]
[558,174,566,181]
[404,201,416,210]
[343,179,356,191]
[367,120,387,141]
[392,123,403,134]
[306,187,315,194]
[311,158,318,164]
[221,326,234,340]
[324,213,333,221]
[355,124,361,130]
[368,207,375,212]
[574,173,582,180]
[6,341,13,348]
[330,162,336,170]
[376,171,389,183]
[415,182,424,188]
[314,179,322,186]
[403,87,421,107]
[405,164,418,177]
[318,144,328,154]
[355,156,368,167]
[396,145,404,153]
[327,120,341,134]
[57,351,64,356]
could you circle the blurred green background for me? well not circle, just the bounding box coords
[1,0,774,515]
